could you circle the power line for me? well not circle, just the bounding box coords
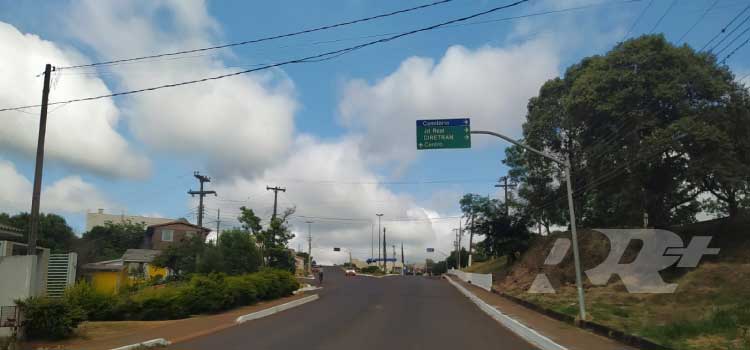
[0,0,530,114]
[708,13,750,53]
[57,0,456,70]
[715,21,750,57]
[700,4,750,51]
[721,33,750,63]
[677,0,720,43]
[649,0,677,33]
[622,0,654,41]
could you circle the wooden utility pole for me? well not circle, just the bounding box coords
[216,209,221,241]
[306,221,313,276]
[27,64,52,256]
[266,186,286,220]
[382,227,387,271]
[495,176,516,216]
[188,171,216,228]
[468,213,474,266]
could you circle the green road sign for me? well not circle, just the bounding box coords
[416,118,471,150]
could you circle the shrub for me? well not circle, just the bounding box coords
[361,266,380,274]
[63,282,120,321]
[180,273,233,314]
[125,286,188,320]
[225,275,258,307]
[16,297,84,340]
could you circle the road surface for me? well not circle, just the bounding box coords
[173,267,537,350]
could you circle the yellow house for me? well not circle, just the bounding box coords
[83,249,169,294]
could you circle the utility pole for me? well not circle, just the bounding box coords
[458,218,463,269]
[371,223,374,262]
[216,208,221,241]
[266,186,286,221]
[401,242,404,274]
[306,221,313,276]
[27,64,52,256]
[392,245,396,272]
[468,213,474,267]
[376,213,383,269]
[188,171,216,228]
[452,228,459,269]
[382,227,387,272]
[495,175,516,216]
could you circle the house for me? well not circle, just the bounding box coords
[82,249,168,294]
[86,209,174,231]
[294,255,305,276]
[143,220,211,250]
[0,223,23,242]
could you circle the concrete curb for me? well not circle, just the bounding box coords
[294,284,322,294]
[110,338,170,350]
[356,273,400,278]
[236,294,319,324]
[445,276,567,350]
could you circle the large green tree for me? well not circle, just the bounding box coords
[79,221,146,261]
[0,212,76,252]
[505,34,749,228]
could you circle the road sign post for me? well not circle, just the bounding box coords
[416,118,471,150]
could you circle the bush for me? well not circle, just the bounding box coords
[180,273,234,314]
[63,282,120,321]
[124,286,188,320]
[16,297,84,340]
[360,266,380,274]
[225,275,258,306]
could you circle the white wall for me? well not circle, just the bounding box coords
[448,269,493,291]
[0,255,38,307]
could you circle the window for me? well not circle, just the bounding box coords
[161,229,174,242]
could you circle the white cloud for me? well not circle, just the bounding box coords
[0,160,110,214]
[0,22,150,178]
[66,0,297,177]
[208,136,460,265]
[338,41,559,170]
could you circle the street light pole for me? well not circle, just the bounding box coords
[376,213,383,270]
[305,221,313,276]
[470,129,586,321]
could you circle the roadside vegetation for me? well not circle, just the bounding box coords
[17,269,299,340]
[434,35,750,350]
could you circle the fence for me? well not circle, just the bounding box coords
[447,269,493,291]
[0,305,19,337]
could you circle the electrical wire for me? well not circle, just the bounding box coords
[715,22,750,57]
[721,33,750,63]
[700,4,750,51]
[649,0,677,33]
[57,0,456,70]
[622,0,654,41]
[0,0,530,113]
[677,0,719,43]
[708,13,750,53]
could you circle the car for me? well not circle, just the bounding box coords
[345,269,356,276]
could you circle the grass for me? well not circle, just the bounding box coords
[463,257,507,274]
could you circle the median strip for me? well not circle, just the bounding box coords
[110,338,170,350]
[445,275,567,350]
[235,294,319,324]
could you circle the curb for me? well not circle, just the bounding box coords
[445,275,567,350]
[356,273,400,278]
[110,338,170,350]
[236,294,319,324]
[495,291,672,350]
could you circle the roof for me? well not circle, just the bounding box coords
[147,219,210,231]
[0,223,24,242]
[82,259,124,272]
[122,249,161,263]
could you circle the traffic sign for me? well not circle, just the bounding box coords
[333,247,340,251]
[416,118,471,150]
[426,248,435,252]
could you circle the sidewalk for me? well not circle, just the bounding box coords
[24,292,314,350]
[449,278,636,350]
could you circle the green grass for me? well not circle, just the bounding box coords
[641,304,750,349]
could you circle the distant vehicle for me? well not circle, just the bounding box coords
[345,269,356,276]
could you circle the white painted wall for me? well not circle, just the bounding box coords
[0,255,38,306]
[448,269,493,291]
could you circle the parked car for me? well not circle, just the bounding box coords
[345,269,356,276]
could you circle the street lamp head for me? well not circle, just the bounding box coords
[376,213,384,217]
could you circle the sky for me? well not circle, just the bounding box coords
[0,0,749,265]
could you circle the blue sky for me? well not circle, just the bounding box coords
[0,0,748,264]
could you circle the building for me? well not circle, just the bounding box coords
[85,209,174,232]
[82,249,168,294]
[0,223,23,242]
[143,220,211,250]
[294,254,305,276]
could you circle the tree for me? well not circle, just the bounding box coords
[446,248,469,269]
[480,213,531,264]
[152,235,205,276]
[0,212,76,253]
[215,229,261,274]
[505,34,748,227]
[79,221,146,261]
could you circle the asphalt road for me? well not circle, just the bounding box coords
[173,267,537,350]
